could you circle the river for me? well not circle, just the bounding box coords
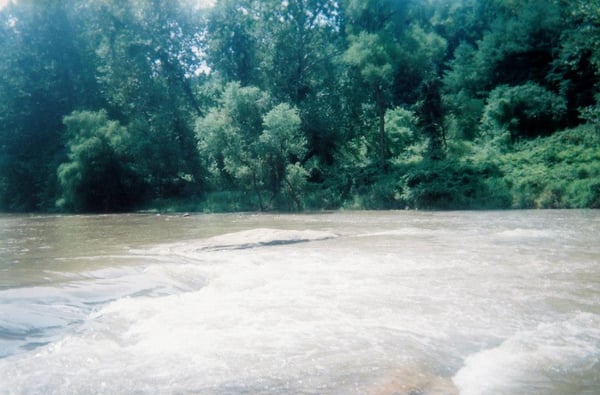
[0,211,599,394]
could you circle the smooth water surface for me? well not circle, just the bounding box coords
[0,211,599,394]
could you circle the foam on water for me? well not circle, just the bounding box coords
[453,313,600,395]
[0,229,462,394]
[1,213,599,394]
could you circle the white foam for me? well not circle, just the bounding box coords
[0,244,457,394]
[2,213,599,394]
[0,262,209,359]
[453,312,600,395]
[358,228,440,238]
[495,228,556,239]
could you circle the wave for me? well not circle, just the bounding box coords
[0,263,209,358]
[358,228,446,238]
[494,228,557,239]
[453,312,600,395]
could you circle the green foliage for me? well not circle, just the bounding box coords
[385,107,419,159]
[196,83,308,210]
[443,43,486,140]
[470,0,562,88]
[480,83,567,141]
[400,160,511,209]
[82,0,204,201]
[197,82,270,193]
[57,110,143,212]
[260,103,308,209]
[343,0,408,34]
[344,32,396,85]
[0,0,91,211]
[398,24,448,85]
[1,0,599,212]
[476,126,600,209]
[442,0,566,141]
[260,104,305,163]
[571,0,600,68]
[204,0,258,86]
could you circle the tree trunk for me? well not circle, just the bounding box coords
[375,85,386,170]
[284,176,302,210]
[252,171,265,211]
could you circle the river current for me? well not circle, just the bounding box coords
[0,211,599,394]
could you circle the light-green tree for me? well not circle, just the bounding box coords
[384,107,420,161]
[343,31,398,168]
[196,83,307,210]
[196,82,270,207]
[259,103,308,208]
[342,4,446,166]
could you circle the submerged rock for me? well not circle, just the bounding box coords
[194,228,338,251]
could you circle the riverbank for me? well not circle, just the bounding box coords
[144,126,600,214]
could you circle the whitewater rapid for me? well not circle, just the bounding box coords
[0,211,599,394]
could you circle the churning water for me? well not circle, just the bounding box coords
[0,211,599,394]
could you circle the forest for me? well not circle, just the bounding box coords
[0,0,599,213]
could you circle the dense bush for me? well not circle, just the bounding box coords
[488,126,600,208]
[480,83,567,141]
[399,160,511,209]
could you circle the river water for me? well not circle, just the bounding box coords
[0,211,599,394]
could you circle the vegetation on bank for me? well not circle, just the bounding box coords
[1,0,599,213]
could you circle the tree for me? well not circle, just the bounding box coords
[342,0,446,168]
[259,103,308,208]
[57,110,143,212]
[343,0,409,35]
[0,0,92,211]
[418,77,446,159]
[343,32,398,169]
[203,0,259,86]
[340,0,409,170]
[203,0,343,169]
[384,106,419,160]
[443,0,565,139]
[1,0,598,212]
[196,82,272,209]
[551,0,600,125]
[257,0,341,101]
[78,0,204,199]
[196,83,308,210]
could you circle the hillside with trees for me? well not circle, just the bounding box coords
[1,0,599,212]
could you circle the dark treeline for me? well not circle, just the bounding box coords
[1,0,599,212]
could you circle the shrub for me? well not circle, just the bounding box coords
[481,82,567,141]
[400,160,511,209]
[385,106,419,159]
[491,126,600,208]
